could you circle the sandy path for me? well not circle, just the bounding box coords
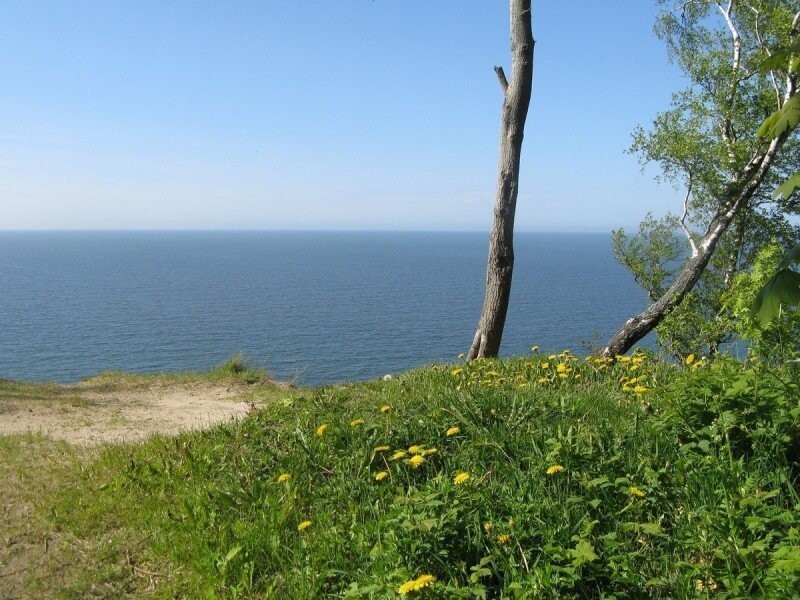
[0,380,257,446]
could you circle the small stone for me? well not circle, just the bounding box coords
[382,374,393,381]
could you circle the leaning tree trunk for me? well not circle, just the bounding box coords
[602,5,799,358]
[467,0,534,360]
[601,132,791,358]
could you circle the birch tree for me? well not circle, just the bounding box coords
[467,0,534,360]
[603,0,800,358]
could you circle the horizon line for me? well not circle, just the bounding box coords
[0,227,617,235]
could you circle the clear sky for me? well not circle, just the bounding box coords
[1,1,687,232]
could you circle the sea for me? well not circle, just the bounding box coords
[0,231,652,386]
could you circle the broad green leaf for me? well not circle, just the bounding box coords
[758,94,800,139]
[777,243,800,271]
[773,172,800,200]
[751,268,800,325]
[639,522,663,535]
[758,109,781,137]
[758,42,800,73]
[569,540,598,567]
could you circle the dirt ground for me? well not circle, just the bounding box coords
[0,375,276,598]
[0,378,259,446]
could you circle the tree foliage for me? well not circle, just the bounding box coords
[749,31,800,331]
[734,241,800,361]
[610,0,800,358]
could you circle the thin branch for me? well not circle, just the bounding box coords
[749,5,782,104]
[494,66,509,93]
[786,12,800,103]
[715,0,742,163]
[678,174,699,257]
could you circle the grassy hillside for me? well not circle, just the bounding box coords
[2,352,799,598]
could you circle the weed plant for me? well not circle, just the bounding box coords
[44,351,800,598]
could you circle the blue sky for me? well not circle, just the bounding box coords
[1,1,687,232]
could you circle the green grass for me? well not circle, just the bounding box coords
[3,352,799,598]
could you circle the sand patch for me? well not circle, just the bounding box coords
[0,378,258,446]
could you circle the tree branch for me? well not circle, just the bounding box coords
[749,5,782,105]
[494,66,509,93]
[786,12,800,103]
[715,0,741,164]
[678,174,699,257]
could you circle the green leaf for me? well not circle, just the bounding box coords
[758,94,800,138]
[639,522,663,535]
[224,545,242,563]
[777,243,800,271]
[773,172,800,200]
[569,540,598,567]
[586,476,610,489]
[751,268,800,325]
[771,546,800,572]
[757,42,800,73]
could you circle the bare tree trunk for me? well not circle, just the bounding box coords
[602,134,790,357]
[467,0,534,360]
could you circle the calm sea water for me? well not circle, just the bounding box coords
[0,231,651,385]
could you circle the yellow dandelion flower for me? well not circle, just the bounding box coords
[380,405,391,413]
[453,471,471,485]
[633,385,649,394]
[315,424,328,437]
[297,520,312,531]
[398,574,436,595]
[618,355,632,363]
[374,445,391,452]
[375,471,389,481]
[483,522,493,533]
[350,418,364,426]
[540,361,550,369]
[558,373,569,379]
[629,486,646,498]
[445,426,460,436]
[497,534,510,544]
[546,464,565,475]
[685,353,696,366]
[391,450,407,460]
[537,376,549,385]
[276,473,291,483]
[556,363,568,373]
[450,368,464,376]
[408,445,423,455]
[408,455,425,468]
[421,447,437,456]
[548,354,557,360]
